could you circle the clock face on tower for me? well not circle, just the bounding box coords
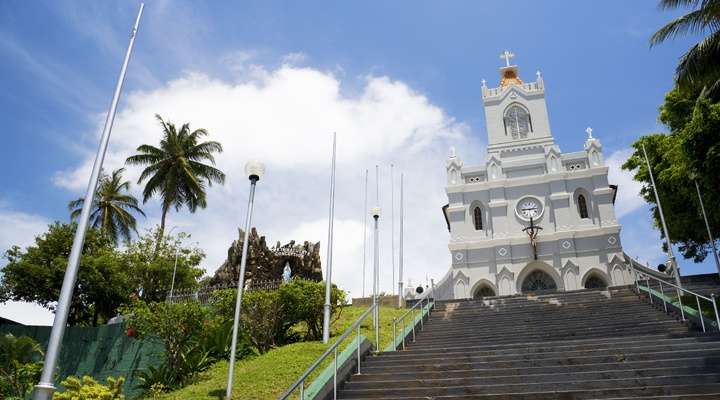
[515,197,544,220]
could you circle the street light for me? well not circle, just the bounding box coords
[371,205,381,350]
[225,160,265,400]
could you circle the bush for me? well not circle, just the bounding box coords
[0,333,43,399]
[53,375,124,399]
[120,300,211,389]
[278,279,347,340]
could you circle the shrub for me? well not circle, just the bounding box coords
[119,300,211,388]
[278,279,347,340]
[0,333,43,399]
[53,375,124,399]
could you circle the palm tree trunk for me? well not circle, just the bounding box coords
[155,206,169,253]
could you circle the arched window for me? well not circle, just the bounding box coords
[521,270,557,293]
[503,104,532,139]
[584,275,607,289]
[473,286,496,299]
[473,207,483,230]
[578,194,589,219]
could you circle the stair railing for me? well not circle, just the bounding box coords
[630,265,720,333]
[278,302,377,400]
[390,295,433,351]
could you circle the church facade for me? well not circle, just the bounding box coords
[433,53,631,300]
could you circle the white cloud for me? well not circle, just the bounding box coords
[0,205,49,256]
[54,60,475,299]
[0,205,54,326]
[606,148,645,218]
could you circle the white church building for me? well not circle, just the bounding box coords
[432,52,632,300]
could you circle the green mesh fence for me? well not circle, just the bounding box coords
[0,323,163,399]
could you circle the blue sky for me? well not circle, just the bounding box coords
[0,1,715,323]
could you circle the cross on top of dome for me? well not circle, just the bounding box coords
[500,50,515,67]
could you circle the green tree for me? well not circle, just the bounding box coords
[0,334,43,399]
[0,222,129,326]
[125,228,205,302]
[125,115,225,241]
[623,88,720,262]
[68,168,145,244]
[651,0,720,97]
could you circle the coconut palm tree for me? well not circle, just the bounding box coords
[125,114,225,241]
[651,0,720,96]
[69,168,145,243]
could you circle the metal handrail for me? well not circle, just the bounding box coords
[630,264,720,333]
[391,293,433,351]
[278,303,378,400]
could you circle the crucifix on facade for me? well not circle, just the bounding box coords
[522,217,543,260]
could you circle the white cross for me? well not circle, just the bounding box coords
[500,50,515,67]
[585,127,593,139]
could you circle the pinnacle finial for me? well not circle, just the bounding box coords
[585,127,593,139]
[449,146,456,158]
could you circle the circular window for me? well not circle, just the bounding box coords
[515,196,544,221]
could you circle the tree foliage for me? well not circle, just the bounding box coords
[124,228,205,303]
[0,223,204,326]
[651,0,720,98]
[623,87,720,261]
[125,114,225,240]
[69,168,145,244]
[0,334,43,399]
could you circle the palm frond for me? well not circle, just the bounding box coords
[651,9,716,46]
[676,32,720,85]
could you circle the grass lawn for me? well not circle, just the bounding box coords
[152,305,409,400]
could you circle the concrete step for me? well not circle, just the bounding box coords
[344,364,720,390]
[374,337,720,363]
[359,348,720,372]
[338,384,720,399]
[337,374,720,397]
[418,314,681,337]
[352,356,720,382]
[382,334,717,358]
[404,325,690,350]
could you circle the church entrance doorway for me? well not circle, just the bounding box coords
[473,286,496,299]
[520,270,558,293]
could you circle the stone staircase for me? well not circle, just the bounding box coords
[338,287,720,399]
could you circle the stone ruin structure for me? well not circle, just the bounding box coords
[210,227,323,287]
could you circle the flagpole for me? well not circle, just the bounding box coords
[642,144,681,289]
[322,132,337,344]
[398,173,404,308]
[391,163,395,296]
[362,169,368,298]
[694,180,720,277]
[34,4,145,399]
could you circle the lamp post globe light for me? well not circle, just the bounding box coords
[225,160,265,400]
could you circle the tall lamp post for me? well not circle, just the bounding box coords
[371,205,381,349]
[33,5,144,399]
[225,161,265,400]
